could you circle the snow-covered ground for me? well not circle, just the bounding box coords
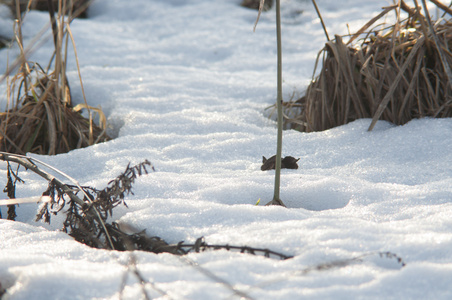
[1,0,452,299]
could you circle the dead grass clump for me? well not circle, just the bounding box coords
[2,0,91,18]
[282,1,452,132]
[0,0,109,155]
[241,0,273,11]
[0,64,109,155]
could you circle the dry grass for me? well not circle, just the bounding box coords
[0,0,109,155]
[279,0,452,132]
[0,65,109,154]
[1,0,90,18]
[241,0,273,11]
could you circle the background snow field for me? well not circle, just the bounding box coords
[1,0,452,299]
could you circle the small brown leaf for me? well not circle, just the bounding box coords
[261,155,300,171]
[282,156,300,169]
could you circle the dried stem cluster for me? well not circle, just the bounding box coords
[0,0,108,155]
[281,0,452,132]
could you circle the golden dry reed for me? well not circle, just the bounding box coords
[0,0,109,155]
[281,0,452,132]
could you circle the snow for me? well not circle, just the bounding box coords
[1,0,452,299]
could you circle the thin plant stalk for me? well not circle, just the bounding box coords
[311,0,330,41]
[14,0,29,93]
[420,0,452,87]
[266,0,285,207]
[0,151,116,250]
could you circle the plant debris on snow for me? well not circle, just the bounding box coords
[0,153,292,260]
[0,0,109,155]
[1,0,91,18]
[261,155,300,170]
[280,0,452,132]
[241,0,273,11]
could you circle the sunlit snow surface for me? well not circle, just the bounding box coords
[1,0,452,299]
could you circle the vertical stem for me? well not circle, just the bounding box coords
[311,0,330,41]
[420,0,452,87]
[47,0,58,48]
[14,0,28,94]
[273,0,284,205]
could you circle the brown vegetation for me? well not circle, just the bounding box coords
[279,1,452,132]
[241,0,273,11]
[0,65,109,155]
[1,0,91,18]
[0,0,109,155]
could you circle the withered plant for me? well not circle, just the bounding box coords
[278,0,452,132]
[253,0,287,207]
[241,0,273,11]
[0,0,91,18]
[0,152,293,260]
[0,0,109,155]
[0,152,409,298]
